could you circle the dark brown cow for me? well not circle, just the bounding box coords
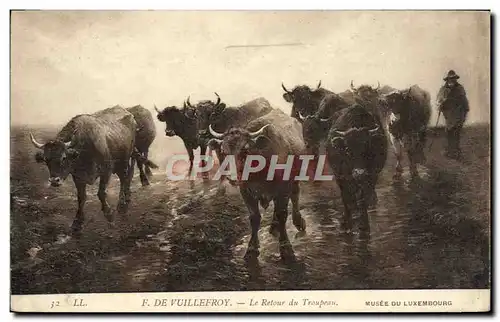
[30,106,142,233]
[281,81,333,120]
[379,85,432,179]
[126,105,157,186]
[207,109,306,261]
[326,104,388,233]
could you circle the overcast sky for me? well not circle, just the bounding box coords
[11,10,490,126]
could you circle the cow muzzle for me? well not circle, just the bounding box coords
[49,177,63,187]
[352,168,367,180]
[165,129,176,137]
[227,178,242,187]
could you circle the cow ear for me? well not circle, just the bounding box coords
[184,108,197,119]
[66,148,80,159]
[215,103,226,113]
[331,136,345,148]
[157,113,165,122]
[207,138,223,149]
[252,135,271,149]
[283,93,292,103]
[35,151,45,163]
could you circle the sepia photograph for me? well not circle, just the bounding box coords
[9,9,491,313]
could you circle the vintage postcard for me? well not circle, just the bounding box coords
[10,10,491,313]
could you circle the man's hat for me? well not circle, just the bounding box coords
[443,70,460,81]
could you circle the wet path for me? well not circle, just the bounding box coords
[11,127,490,294]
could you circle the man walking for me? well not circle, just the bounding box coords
[436,70,470,160]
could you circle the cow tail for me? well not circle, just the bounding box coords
[144,164,153,177]
[133,147,159,169]
[144,159,159,169]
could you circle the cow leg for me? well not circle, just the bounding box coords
[291,182,306,232]
[199,145,209,179]
[98,172,113,223]
[183,143,195,179]
[358,189,371,234]
[143,150,153,178]
[136,154,150,186]
[71,179,87,234]
[338,179,354,233]
[408,151,419,180]
[391,134,404,179]
[117,160,133,214]
[274,195,295,261]
[366,173,379,209]
[240,187,261,259]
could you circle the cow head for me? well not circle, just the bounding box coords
[380,88,413,115]
[329,125,382,181]
[155,104,198,141]
[350,80,382,104]
[202,92,228,132]
[207,123,272,185]
[281,81,324,119]
[300,112,332,155]
[30,133,80,187]
[184,93,225,140]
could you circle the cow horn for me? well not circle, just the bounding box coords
[281,82,291,93]
[298,111,306,121]
[29,132,44,149]
[207,138,223,147]
[320,116,331,122]
[186,96,193,107]
[248,124,271,138]
[214,92,221,106]
[64,140,74,148]
[350,80,356,91]
[368,126,380,134]
[154,105,160,113]
[375,81,380,90]
[316,80,322,89]
[333,129,347,136]
[209,124,224,139]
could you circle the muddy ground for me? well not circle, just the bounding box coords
[10,124,490,294]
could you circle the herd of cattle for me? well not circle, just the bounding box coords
[28,80,434,260]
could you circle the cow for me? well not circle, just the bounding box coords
[325,104,388,233]
[378,85,432,180]
[126,105,157,186]
[155,93,223,178]
[29,106,145,233]
[281,81,333,120]
[299,92,352,156]
[201,97,273,165]
[207,109,306,261]
[349,80,397,122]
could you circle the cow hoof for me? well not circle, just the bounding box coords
[368,198,378,210]
[104,212,114,223]
[141,180,150,187]
[295,230,306,239]
[340,223,353,235]
[359,223,371,234]
[244,248,260,260]
[279,243,296,262]
[293,216,306,232]
[71,220,83,234]
[215,185,227,197]
[117,203,128,214]
[268,222,280,237]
